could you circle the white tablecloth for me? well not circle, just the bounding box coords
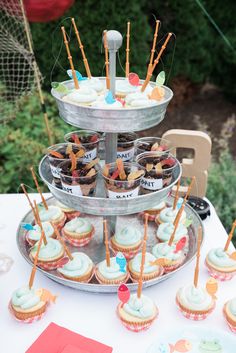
[0,193,235,353]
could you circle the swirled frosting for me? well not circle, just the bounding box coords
[177,284,213,311]
[125,92,157,107]
[39,206,63,222]
[130,252,159,273]
[56,201,75,212]
[64,217,92,234]
[28,222,54,241]
[11,286,41,310]
[31,238,63,260]
[63,87,97,105]
[152,242,183,261]
[114,226,142,246]
[58,252,92,278]
[79,77,104,93]
[123,293,156,319]
[116,79,139,95]
[207,248,236,268]
[98,257,126,279]
[156,222,188,242]
[159,207,186,224]
[228,298,236,316]
[91,96,123,109]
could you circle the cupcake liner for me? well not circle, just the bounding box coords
[8,301,47,324]
[25,232,56,247]
[94,266,129,285]
[110,242,142,260]
[163,258,185,273]
[62,226,94,247]
[205,260,236,281]
[30,253,69,270]
[58,266,95,283]
[129,266,164,283]
[223,304,236,334]
[138,212,158,222]
[176,297,215,321]
[53,214,67,230]
[66,211,81,221]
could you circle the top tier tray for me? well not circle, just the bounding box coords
[51,78,173,132]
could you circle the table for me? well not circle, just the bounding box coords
[0,193,235,353]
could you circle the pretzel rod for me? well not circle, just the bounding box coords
[141,32,172,92]
[52,223,73,261]
[173,179,181,210]
[193,227,202,287]
[71,18,91,78]
[33,200,47,246]
[28,223,45,289]
[125,21,130,77]
[61,26,79,89]
[173,176,195,226]
[103,219,110,267]
[168,213,181,246]
[224,220,236,251]
[137,213,148,298]
[148,20,160,73]
[103,30,110,90]
[21,183,38,221]
[30,167,48,210]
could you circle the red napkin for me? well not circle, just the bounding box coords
[26,322,113,353]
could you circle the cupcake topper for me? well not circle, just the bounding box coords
[174,237,187,253]
[33,200,47,246]
[224,220,236,252]
[148,20,160,74]
[125,22,130,78]
[137,213,149,298]
[173,179,181,210]
[21,183,38,221]
[173,176,195,227]
[30,167,48,210]
[168,214,182,246]
[118,283,130,304]
[105,91,116,104]
[61,26,79,89]
[103,30,110,90]
[141,32,172,92]
[206,277,218,299]
[52,223,73,261]
[193,227,202,288]
[128,72,140,86]
[156,71,166,86]
[71,18,91,78]
[103,219,111,267]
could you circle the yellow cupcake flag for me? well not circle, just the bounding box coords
[206,277,218,299]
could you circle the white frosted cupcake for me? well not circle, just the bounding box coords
[62,217,94,247]
[39,205,66,230]
[140,201,166,221]
[125,92,157,108]
[30,238,65,270]
[223,297,236,333]
[115,79,139,98]
[95,256,129,285]
[110,226,142,259]
[79,77,104,94]
[156,206,186,225]
[91,96,123,109]
[56,201,81,221]
[57,252,94,282]
[63,87,97,106]
[205,247,236,281]
[152,242,186,272]
[26,221,56,246]
[128,252,163,282]
[156,222,188,245]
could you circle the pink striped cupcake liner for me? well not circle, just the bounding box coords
[205,260,236,281]
[223,305,236,333]
[29,254,69,270]
[176,298,215,321]
[57,266,95,283]
[116,305,158,332]
[110,245,141,260]
[8,302,47,324]
[163,258,185,273]
[226,322,236,333]
[94,266,129,285]
[62,227,94,247]
[130,266,164,283]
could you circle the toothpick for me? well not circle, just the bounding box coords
[61,26,79,89]
[173,176,195,226]
[193,227,202,288]
[33,201,47,246]
[71,18,91,78]
[21,183,38,221]
[28,225,45,289]
[103,30,110,90]
[137,213,148,298]
[103,219,110,267]
[52,223,73,261]
[224,220,236,252]
[125,22,130,78]
[173,179,181,210]
[141,32,172,92]
[148,20,160,73]
[30,167,48,210]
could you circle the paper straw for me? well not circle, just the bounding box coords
[30,167,48,210]
[103,219,111,267]
[194,227,202,288]
[61,26,79,89]
[224,220,236,251]
[103,30,110,90]
[137,214,148,298]
[125,22,130,77]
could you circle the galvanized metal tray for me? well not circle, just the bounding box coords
[16,196,203,294]
[39,156,182,216]
[51,78,173,133]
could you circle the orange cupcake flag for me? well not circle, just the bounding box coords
[149,257,171,267]
[125,22,130,77]
[229,251,236,260]
[137,213,149,298]
[52,223,73,261]
[71,18,91,78]
[148,20,160,73]
[36,288,57,304]
[224,220,236,252]
[206,277,218,299]
[148,86,165,101]
[103,219,111,267]
[33,200,47,246]
[30,167,48,210]
[21,183,38,221]
[169,340,192,352]
[103,30,110,90]
[61,26,79,89]
[193,227,202,288]
[173,179,181,210]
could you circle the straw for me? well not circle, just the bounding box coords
[137,213,148,298]
[71,18,91,78]
[141,32,172,92]
[125,22,130,78]
[148,20,160,72]
[61,26,79,89]
[173,179,181,210]
[30,167,48,210]
[193,227,202,288]
[173,176,195,226]
[21,183,38,221]
[103,219,111,267]
[33,201,47,246]
[224,220,236,252]
[52,223,73,261]
[103,30,110,90]
[28,225,45,289]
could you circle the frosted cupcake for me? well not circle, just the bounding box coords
[110,226,142,259]
[152,242,186,272]
[117,293,158,332]
[91,96,123,109]
[205,247,236,281]
[115,79,139,98]
[79,77,104,94]
[223,297,236,333]
[57,252,94,282]
[62,87,97,106]
[39,205,66,230]
[9,286,47,322]
[95,256,129,285]
[140,201,166,221]
[128,252,163,282]
[26,222,56,246]
[156,206,186,225]
[125,92,157,108]
[176,284,216,320]
[62,217,94,247]
[30,238,65,270]
[156,222,188,245]
[56,201,80,221]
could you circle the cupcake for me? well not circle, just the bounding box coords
[91,96,123,109]
[115,79,139,98]
[110,225,142,259]
[95,256,129,285]
[156,206,186,225]
[176,284,216,320]
[156,222,188,246]
[128,252,164,282]
[26,221,56,246]
[57,252,94,282]
[62,217,94,247]
[56,201,80,221]
[39,205,66,230]
[205,247,236,281]
[79,77,104,94]
[139,201,166,221]
[223,297,236,333]
[29,238,65,270]
[117,293,158,332]
[62,87,98,106]
[125,92,157,108]
[9,286,47,322]
[152,242,186,272]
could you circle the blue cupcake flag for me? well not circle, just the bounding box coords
[116,252,127,273]
[105,91,116,104]
[67,69,87,81]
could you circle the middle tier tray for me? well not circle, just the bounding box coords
[39,156,182,216]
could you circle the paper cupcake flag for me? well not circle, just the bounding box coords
[116,252,127,273]
[128,72,140,86]
[206,278,218,299]
[21,223,35,231]
[51,82,70,93]
[156,71,165,86]
[67,69,87,81]
[118,284,130,304]
[105,91,116,104]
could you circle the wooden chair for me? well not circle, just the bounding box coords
[162,129,212,197]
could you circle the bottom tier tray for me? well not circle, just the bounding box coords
[16,196,203,294]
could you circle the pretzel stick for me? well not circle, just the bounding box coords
[104,219,111,267]
[103,30,110,90]
[194,228,202,288]
[28,226,45,289]
[137,214,148,298]
[173,176,195,226]
[148,20,160,73]
[52,224,73,261]
[173,179,181,210]
[21,183,38,221]
[61,26,79,89]
[224,220,236,251]
[33,201,47,245]
[125,22,130,77]
[30,167,48,210]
